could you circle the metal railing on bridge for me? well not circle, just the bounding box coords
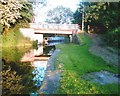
[30,23,79,31]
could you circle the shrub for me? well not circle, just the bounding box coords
[104,27,120,48]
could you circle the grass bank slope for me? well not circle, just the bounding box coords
[0,23,32,48]
[55,33,119,94]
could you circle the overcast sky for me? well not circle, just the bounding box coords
[34,0,80,23]
[47,0,80,12]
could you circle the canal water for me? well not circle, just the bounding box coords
[2,36,69,95]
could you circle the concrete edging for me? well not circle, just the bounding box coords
[39,49,61,94]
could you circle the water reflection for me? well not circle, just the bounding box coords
[2,47,38,95]
[20,36,70,89]
[44,36,70,46]
[45,41,65,46]
[32,61,47,87]
[20,45,55,62]
[34,45,43,56]
[2,36,69,95]
[20,45,53,88]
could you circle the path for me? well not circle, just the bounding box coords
[39,49,62,94]
[89,33,119,67]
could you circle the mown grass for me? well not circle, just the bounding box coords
[0,22,32,48]
[55,33,119,94]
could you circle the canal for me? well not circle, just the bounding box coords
[2,36,69,95]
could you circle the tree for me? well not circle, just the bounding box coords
[20,1,33,23]
[0,0,33,34]
[73,2,120,48]
[73,2,90,30]
[46,6,73,24]
[0,0,22,34]
[2,64,24,95]
[74,2,120,33]
[73,9,82,25]
[2,58,38,95]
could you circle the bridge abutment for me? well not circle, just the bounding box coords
[34,34,43,44]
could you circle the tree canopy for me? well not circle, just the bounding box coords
[73,2,120,48]
[74,2,120,32]
[0,0,21,28]
[0,0,33,34]
[46,6,73,24]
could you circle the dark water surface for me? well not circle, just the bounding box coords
[2,47,38,95]
[2,36,69,95]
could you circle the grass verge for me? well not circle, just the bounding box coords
[55,33,119,94]
[0,22,32,48]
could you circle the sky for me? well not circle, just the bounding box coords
[34,0,80,23]
[47,0,80,12]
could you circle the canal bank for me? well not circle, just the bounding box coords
[2,31,119,94]
[0,23,32,48]
[51,33,119,94]
[38,34,80,94]
[39,49,62,94]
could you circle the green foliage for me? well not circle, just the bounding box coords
[46,6,73,24]
[0,24,3,34]
[86,2,120,30]
[59,71,119,94]
[56,34,119,94]
[72,9,82,25]
[2,47,30,63]
[104,27,120,48]
[100,84,120,94]
[1,22,32,47]
[74,2,120,48]
[0,0,33,34]
[2,47,38,95]
[56,34,118,75]
[2,65,24,95]
[20,1,33,23]
[59,71,102,94]
[0,0,21,28]
[74,2,120,31]
[32,40,38,49]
